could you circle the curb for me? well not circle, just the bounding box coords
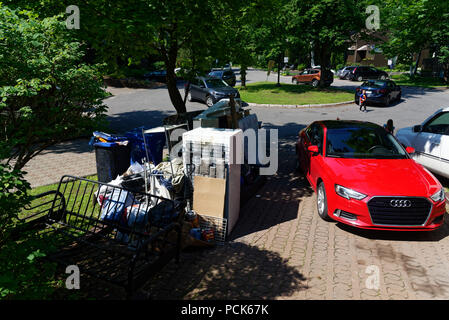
[246,100,355,109]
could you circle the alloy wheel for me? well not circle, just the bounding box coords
[317,187,325,215]
[206,96,214,107]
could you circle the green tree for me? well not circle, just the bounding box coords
[0,6,108,171]
[377,0,449,80]
[219,0,288,87]
[287,0,366,86]
[72,0,226,114]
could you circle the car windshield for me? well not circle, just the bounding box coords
[326,126,408,159]
[209,71,223,77]
[205,79,229,88]
[361,80,386,88]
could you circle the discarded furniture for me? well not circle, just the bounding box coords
[21,175,184,298]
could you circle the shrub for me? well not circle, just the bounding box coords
[0,6,108,171]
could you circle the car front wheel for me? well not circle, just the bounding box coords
[206,95,215,107]
[357,76,363,82]
[317,181,332,221]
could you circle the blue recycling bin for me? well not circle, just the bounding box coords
[125,126,166,166]
[91,132,131,183]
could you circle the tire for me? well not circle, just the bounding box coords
[292,78,298,85]
[187,92,193,102]
[380,75,386,80]
[317,181,332,221]
[357,76,363,82]
[396,92,402,102]
[312,79,319,87]
[206,95,214,107]
[384,96,390,107]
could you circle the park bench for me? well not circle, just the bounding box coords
[20,175,185,298]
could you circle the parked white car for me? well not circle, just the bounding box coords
[396,107,449,178]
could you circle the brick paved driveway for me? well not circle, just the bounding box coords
[142,139,449,300]
[52,138,449,300]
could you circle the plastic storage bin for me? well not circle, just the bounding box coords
[125,126,166,165]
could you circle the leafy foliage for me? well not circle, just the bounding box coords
[0,5,108,170]
[0,231,61,300]
[287,0,366,86]
[376,0,449,80]
[0,164,30,245]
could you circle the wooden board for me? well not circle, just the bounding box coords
[193,176,226,218]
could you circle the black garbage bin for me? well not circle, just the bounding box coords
[92,132,131,183]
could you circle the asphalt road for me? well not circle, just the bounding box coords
[104,68,449,138]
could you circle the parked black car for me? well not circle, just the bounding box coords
[347,66,389,82]
[143,70,167,82]
[187,77,240,107]
[208,69,237,86]
[355,79,401,107]
[336,66,356,79]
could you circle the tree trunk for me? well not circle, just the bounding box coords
[276,57,281,87]
[240,65,247,87]
[318,46,330,87]
[412,50,422,77]
[164,46,187,114]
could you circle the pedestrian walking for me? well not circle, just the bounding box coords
[359,90,367,112]
[384,119,395,134]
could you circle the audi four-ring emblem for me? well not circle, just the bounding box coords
[390,199,412,208]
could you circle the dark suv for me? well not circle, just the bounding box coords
[347,66,389,82]
[187,77,240,107]
[208,69,237,86]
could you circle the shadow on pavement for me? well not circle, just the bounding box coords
[34,138,93,155]
[229,138,313,241]
[107,109,174,133]
[261,122,306,139]
[68,242,308,300]
[146,243,308,299]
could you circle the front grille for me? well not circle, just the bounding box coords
[368,197,431,226]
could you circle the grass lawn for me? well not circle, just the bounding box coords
[23,175,98,221]
[237,81,353,105]
[390,74,448,88]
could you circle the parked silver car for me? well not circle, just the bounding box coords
[396,107,449,179]
[336,66,357,80]
[187,77,240,107]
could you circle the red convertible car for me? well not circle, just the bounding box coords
[296,120,446,231]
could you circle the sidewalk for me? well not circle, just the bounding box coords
[23,138,96,188]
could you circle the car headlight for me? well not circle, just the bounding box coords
[335,184,367,200]
[431,188,445,203]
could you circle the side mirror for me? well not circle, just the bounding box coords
[308,145,319,154]
[406,146,415,154]
[413,125,422,133]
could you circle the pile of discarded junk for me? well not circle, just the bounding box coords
[22,97,268,297]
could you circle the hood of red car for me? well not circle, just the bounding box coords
[324,158,441,197]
